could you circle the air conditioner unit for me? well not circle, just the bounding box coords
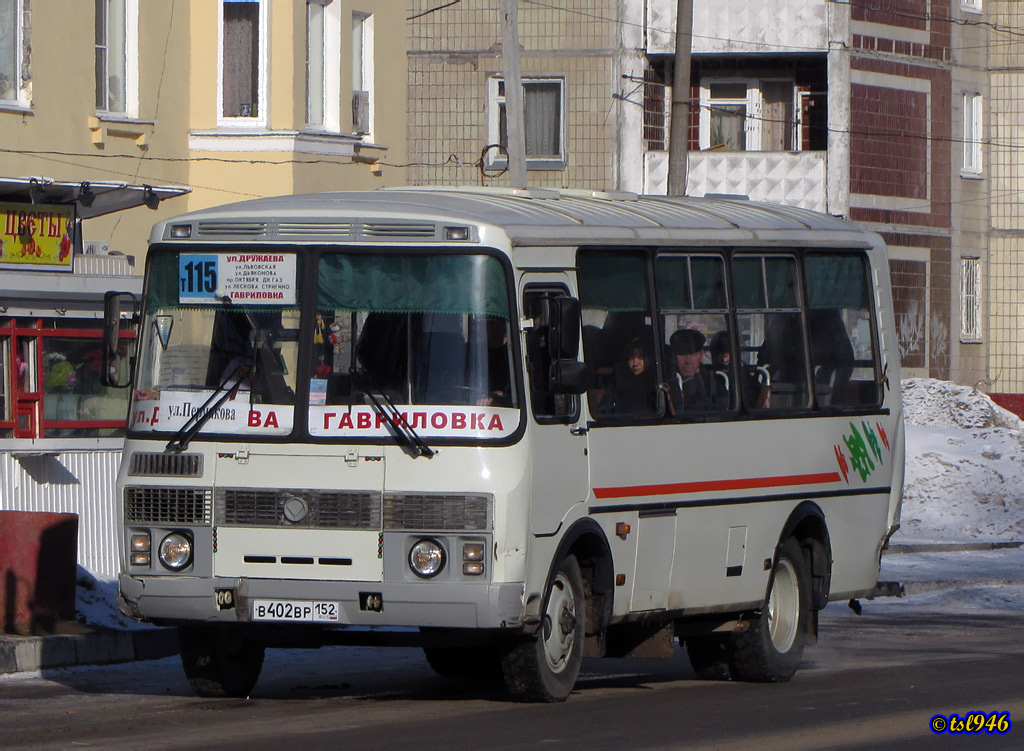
[352,90,370,135]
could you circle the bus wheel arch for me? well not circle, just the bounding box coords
[776,501,832,614]
[552,518,615,658]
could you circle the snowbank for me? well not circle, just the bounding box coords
[897,378,1024,543]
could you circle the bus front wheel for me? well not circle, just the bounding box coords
[730,537,809,682]
[501,554,585,702]
[178,625,266,698]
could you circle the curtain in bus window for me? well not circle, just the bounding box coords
[804,253,878,407]
[317,254,509,317]
[578,252,658,420]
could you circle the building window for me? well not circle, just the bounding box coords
[306,0,326,129]
[95,0,138,116]
[699,79,800,152]
[220,0,266,123]
[351,11,373,135]
[963,92,983,175]
[0,0,28,106]
[643,65,668,151]
[488,76,565,169]
[960,257,982,342]
[0,318,131,440]
[961,0,981,14]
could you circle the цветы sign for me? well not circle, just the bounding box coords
[0,202,75,270]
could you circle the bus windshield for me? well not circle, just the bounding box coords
[129,248,519,442]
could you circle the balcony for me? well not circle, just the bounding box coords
[647,0,832,55]
[643,150,828,214]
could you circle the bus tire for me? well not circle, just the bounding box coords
[423,647,502,681]
[685,635,732,680]
[178,625,265,698]
[500,555,584,702]
[730,538,809,683]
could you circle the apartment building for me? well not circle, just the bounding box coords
[407,0,1017,404]
[1,0,407,576]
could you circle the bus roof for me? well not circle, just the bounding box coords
[151,187,879,249]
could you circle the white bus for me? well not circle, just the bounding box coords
[105,187,904,702]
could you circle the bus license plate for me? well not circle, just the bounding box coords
[251,599,340,623]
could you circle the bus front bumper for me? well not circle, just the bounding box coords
[118,573,527,630]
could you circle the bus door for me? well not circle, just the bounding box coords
[522,281,590,536]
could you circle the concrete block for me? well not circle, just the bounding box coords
[34,635,76,669]
[133,628,179,661]
[0,641,16,673]
[75,632,134,666]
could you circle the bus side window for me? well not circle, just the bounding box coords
[733,255,810,411]
[577,251,660,421]
[804,253,880,408]
[655,254,733,416]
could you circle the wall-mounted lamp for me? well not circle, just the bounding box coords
[77,181,95,208]
[143,185,160,210]
[29,178,48,204]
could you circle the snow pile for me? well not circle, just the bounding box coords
[75,567,154,632]
[897,378,1024,543]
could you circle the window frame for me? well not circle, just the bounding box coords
[305,0,340,132]
[0,318,134,439]
[351,11,374,136]
[0,0,28,108]
[961,0,982,14]
[698,78,802,153]
[962,92,983,176]
[218,0,269,128]
[487,75,567,170]
[95,0,140,118]
[960,256,982,343]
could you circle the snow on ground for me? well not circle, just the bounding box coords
[895,378,1024,544]
[74,378,1024,629]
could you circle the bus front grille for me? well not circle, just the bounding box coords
[125,487,213,525]
[383,493,491,532]
[127,452,204,477]
[217,488,381,529]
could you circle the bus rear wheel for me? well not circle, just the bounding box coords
[500,555,584,702]
[729,538,809,682]
[178,625,266,698]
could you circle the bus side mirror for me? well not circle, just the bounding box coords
[102,291,139,388]
[549,360,588,394]
[535,296,581,360]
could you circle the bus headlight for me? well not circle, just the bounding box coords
[409,539,446,578]
[158,532,193,571]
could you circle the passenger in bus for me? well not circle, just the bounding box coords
[476,316,513,407]
[600,337,658,416]
[710,330,769,410]
[666,328,723,414]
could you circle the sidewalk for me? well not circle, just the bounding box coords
[2,542,1022,676]
[0,624,178,675]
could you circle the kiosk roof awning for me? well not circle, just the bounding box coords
[0,176,190,219]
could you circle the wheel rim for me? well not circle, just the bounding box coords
[541,572,577,673]
[767,557,800,653]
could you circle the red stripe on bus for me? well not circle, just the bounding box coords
[592,472,843,500]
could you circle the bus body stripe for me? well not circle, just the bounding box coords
[592,471,842,500]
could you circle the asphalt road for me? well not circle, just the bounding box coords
[1,603,1022,750]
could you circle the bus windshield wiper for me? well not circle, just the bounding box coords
[166,362,252,452]
[350,366,434,459]
[166,296,259,453]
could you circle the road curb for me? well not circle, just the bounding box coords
[885,541,1023,555]
[0,628,178,675]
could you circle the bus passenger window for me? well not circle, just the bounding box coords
[733,255,809,410]
[577,251,660,421]
[656,255,732,416]
[804,253,880,408]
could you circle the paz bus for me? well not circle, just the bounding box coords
[104,187,904,702]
